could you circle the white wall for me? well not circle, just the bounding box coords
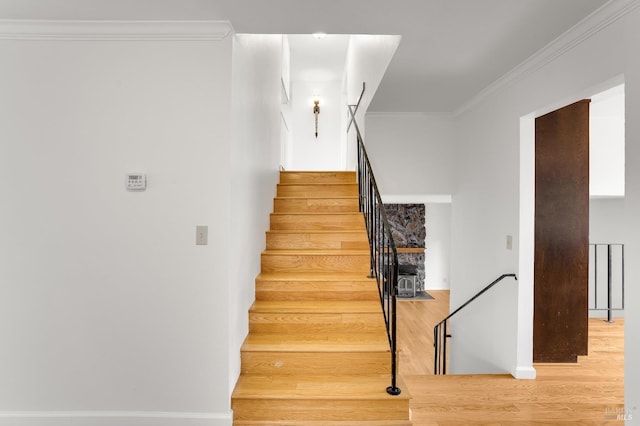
[424,203,452,290]
[449,6,640,413]
[624,6,640,415]
[290,78,344,170]
[364,113,455,195]
[0,22,234,425]
[590,85,625,197]
[229,33,282,393]
[590,198,626,244]
[287,34,349,171]
[364,113,455,291]
[344,35,401,170]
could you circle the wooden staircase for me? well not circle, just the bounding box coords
[232,171,411,425]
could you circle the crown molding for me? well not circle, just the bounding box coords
[454,0,640,116]
[0,20,233,41]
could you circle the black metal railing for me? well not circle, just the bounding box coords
[347,83,401,396]
[433,273,517,375]
[590,243,625,322]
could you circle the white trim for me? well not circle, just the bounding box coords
[0,411,231,419]
[381,194,452,204]
[0,411,232,426]
[455,0,640,116]
[513,366,537,380]
[0,20,233,41]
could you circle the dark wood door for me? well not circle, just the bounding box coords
[534,99,590,363]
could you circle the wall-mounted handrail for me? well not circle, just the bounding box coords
[347,82,401,396]
[433,273,517,375]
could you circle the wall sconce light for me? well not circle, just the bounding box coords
[313,98,320,138]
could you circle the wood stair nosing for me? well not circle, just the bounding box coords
[240,351,390,375]
[265,230,370,250]
[269,215,366,231]
[255,282,379,302]
[241,332,389,351]
[231,375,411,421]
[279,171,357,184]
[248,314,386,334]
[255,271,375,282]
[232,398,410,422]
[249,300,383,314]
[260,250,371,274]
[273,196,360,213]
[240,328,390,376]
[233,421,412,426]
[254,272,378,301]
[277,183,359,197]
[232,374,412,400]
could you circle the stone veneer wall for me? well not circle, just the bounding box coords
[384,204,426,292]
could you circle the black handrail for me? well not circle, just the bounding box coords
[347,83,401,396]
[433,273,517,375]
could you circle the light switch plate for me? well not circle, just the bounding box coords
[196,226,208,245]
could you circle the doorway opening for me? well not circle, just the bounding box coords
[519,79,625,370]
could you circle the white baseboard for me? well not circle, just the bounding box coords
[424,284,451,291]
[0,411,232,426]
[513,366,537,379]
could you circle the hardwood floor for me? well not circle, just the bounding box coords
[397,291,451,376]
[398,292,625,425]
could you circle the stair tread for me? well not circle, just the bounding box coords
[232,374,411,400]
[251,300,381,313]
[272,212,362,215]
[282,170,355,173]
[257,272,374,282]
[275,196,359,200]
[243,332,389,352]
[278,182,358,186]
[262,249,369,255]
[267,229,365,234]
[234,421,411,425]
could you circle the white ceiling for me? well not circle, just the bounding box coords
[288,35,350,82]
[1,0,610,112]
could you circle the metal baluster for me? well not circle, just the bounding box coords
[443,321,448,375]
[387,258,401,395]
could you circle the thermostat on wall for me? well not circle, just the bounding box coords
[126,173,146,191]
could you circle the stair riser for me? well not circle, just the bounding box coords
[280,171,356,184]
[249,313,386,334]
[232,399,410,421]
[241,351,389,375]
[274,198,359,212]
[270,214,365,231]
[261,254,370,274]
[277,184,359,197]
[266,232,369,250]
[255,283,379,301]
